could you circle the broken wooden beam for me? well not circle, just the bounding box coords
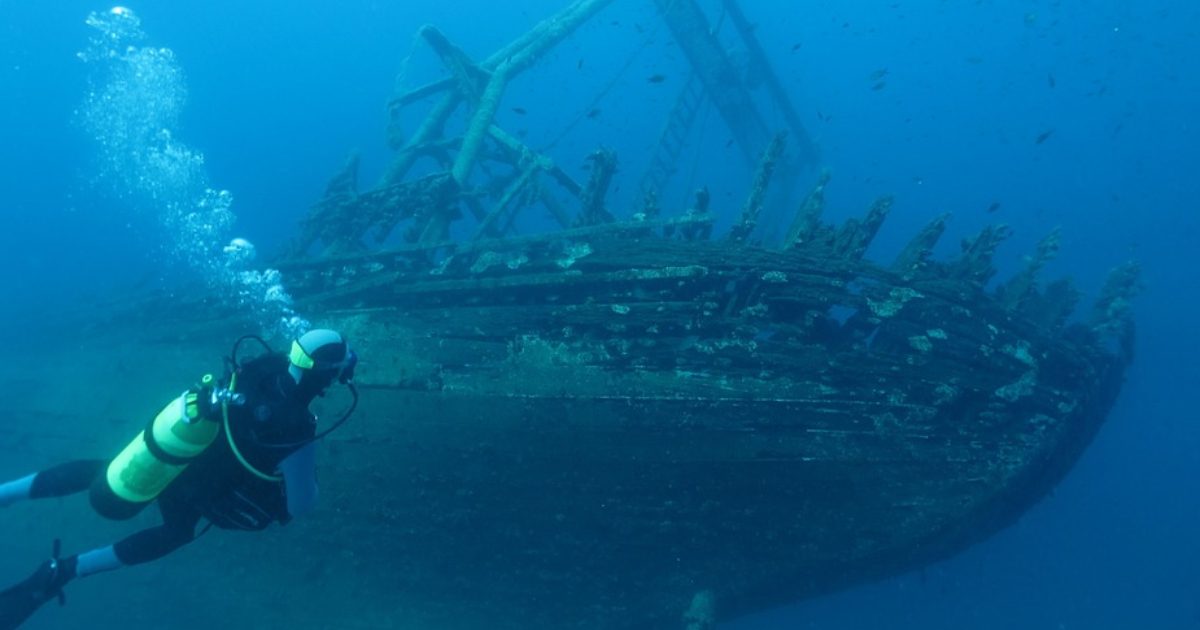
[420,25,489,103]
[783,170,831,249]
[1000,228,1061,311]
[1090,261,1141,342]
[666,187,714,241]
[947,224,1013,286]
[486,125,583,198]
[538,188,575,231]
[829,196,891,260]
[577,148,618,226]
[472,164,541,241]
[640,189,661,221]
[382,91,462,185]
[358,172,459,246]
[452,0,617,185]
[729,131,787,245]
[891,213,949,279]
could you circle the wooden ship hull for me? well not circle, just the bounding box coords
[25,211,1131,630]
[268,217,1134,630]
[0,2,1138,628]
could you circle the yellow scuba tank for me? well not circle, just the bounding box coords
[90,374,224,520]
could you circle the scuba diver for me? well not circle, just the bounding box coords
[0,329,358,630]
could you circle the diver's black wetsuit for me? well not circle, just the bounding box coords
[27,353,316,566]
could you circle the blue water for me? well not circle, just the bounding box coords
[2,1,1197,628]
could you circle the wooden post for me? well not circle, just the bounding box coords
[729,131,787,244]
[949,224,1014,286]
[472,165,541,241]
[577,148,618,226]
[420,25,488,103]
[1002,228,1060,311]
[891,213,949,278]
[783,170,831,249]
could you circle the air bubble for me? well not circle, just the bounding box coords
[78,9,307,339]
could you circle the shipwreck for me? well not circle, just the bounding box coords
[2,1,1137,629]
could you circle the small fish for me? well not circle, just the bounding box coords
[586,108,601,119]
[871,81,887,91]
[647,74,667,83]
[817,111,832,122]
[511,107,527,115]
[1047,72,1056,88]
[577,58,584,70]
[966,56,985,65]
[791,42,802,52]
[869,67,888,80]
[1035,129,1055,144]
[986,201,1001,213]
[724,138,735,148]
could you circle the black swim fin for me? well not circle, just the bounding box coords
[0,540,74,630]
